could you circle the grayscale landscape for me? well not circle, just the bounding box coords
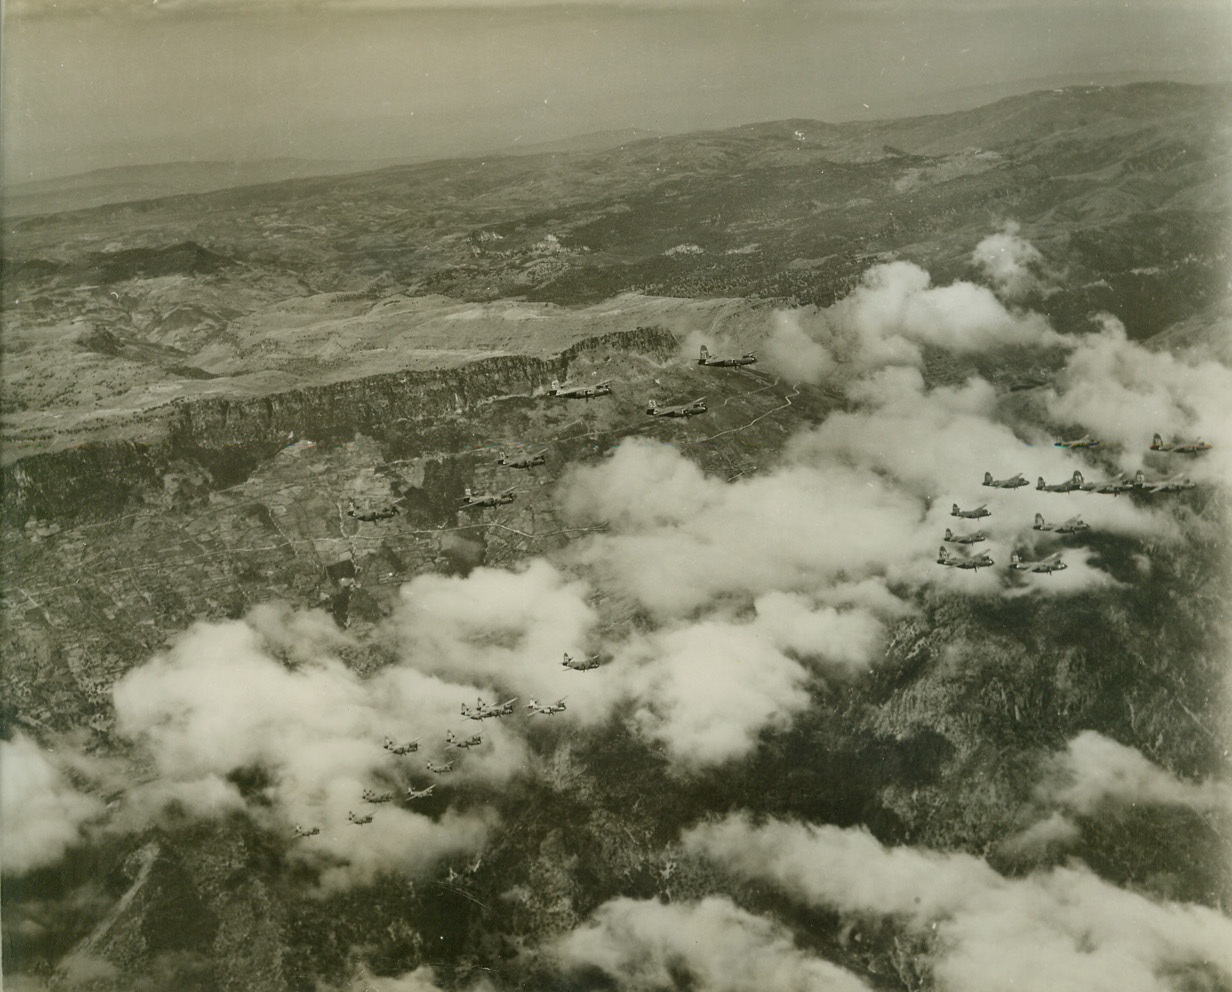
[2,3,1231,991]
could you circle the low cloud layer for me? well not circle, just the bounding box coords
[557,895,872,992]
[112,615,503,889]
[972,220,1054,300]
[618,620,812,767]
[0,734,103,874]
[1041,731,1232,815]
[1047,314,1232,485]
[391,559,597,697]
[685,814,1232,992]
[759,258,1064,385]
[558,437,924,616]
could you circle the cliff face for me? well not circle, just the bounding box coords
[2,326,678,526]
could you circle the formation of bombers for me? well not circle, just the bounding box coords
[942,429,1206,576]
[304,654,602,834]
[325,339,685,832]
[453,342,753,514]
[312,386,1208,834]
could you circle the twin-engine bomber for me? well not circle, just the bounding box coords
[647,396,708,417]
[548,378,613,399]
[937,546,995,570]
[1009,552,1068,574]
[982,472,1028,489]
[1150,433,1212,454]
[697,344,757,367]
[1033,514,1089,534]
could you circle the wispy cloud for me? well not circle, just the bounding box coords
[972,220,1057,301]
[685,813,1232,992]
[0,734,103,874]
[557,895,873,992]
[1041,731,1232,815]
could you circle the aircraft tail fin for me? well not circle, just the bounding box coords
[1134,470,1145,485]
[1037,477,1046,489]
[944,528,953,540]
[951,504,959,514]
[1152,433,1163,448]
[1011,553,1021,564]
[1034,513,1045,528]
[699,345,710,362]
[983,472,993,485]
[1073,470,1084,485]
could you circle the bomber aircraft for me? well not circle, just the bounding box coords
[697,345,757,367]
[292,825,320,838]
[1009,551,1067,574]
[527,697,568,715]
[363,789,394,804]
[548,378,612,399]
[1055,434,1101,449]
[1037,470,1084,493]
[1033,513,1089,534]
[562,652,601,671]
[982,472,1028,490]
[348,811,374,825]
[459,486,517,509]
[348,500,400,522]
[405,785,436,800]
[1134,470,1195,493]
[383,737,420,755]
[426,760,454,774]
[1150,434,1212,454]
[1078,472,1134,496]
[936,547,995,570]
[461,697,518,720]
[944,528,987,545]
[647,397,707,417]
[497,449,546,469]
[951,503,991,519]
[446,730,484,749]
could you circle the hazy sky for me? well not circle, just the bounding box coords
[3,0,1229,183]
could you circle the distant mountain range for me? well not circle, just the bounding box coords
[1,157,418,217]
[1,129,668,217]
[3,80,1229,454]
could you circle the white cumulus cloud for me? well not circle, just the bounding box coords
[0,734,103,875]
[557,895,872,992]
[685,813,1232,992]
